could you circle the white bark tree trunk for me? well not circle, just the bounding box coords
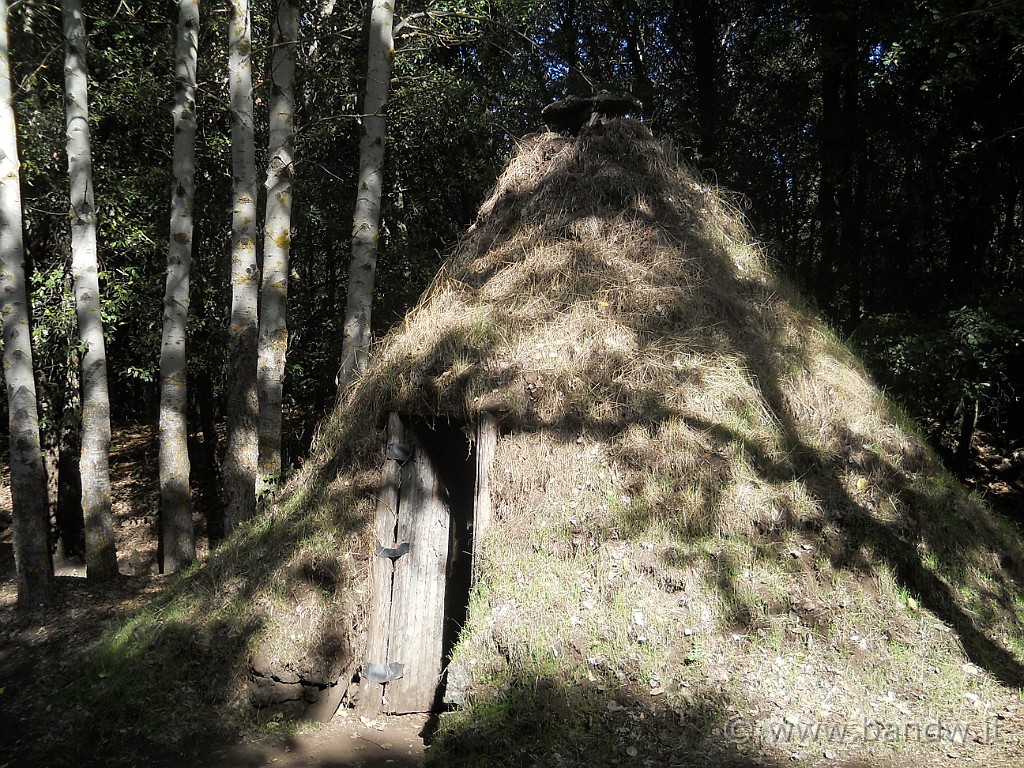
[159,0,199,573]
[223,0,259,534]
[257,0,298,494]
[337,0,396,390]
[0,0,53,605]
[62,0,118,579]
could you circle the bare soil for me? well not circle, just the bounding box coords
[960,426,1024,524]
[203,712,428,768]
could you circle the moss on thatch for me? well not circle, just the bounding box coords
[291,119,1024,765]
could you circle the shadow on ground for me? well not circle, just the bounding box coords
[422,673,886,768]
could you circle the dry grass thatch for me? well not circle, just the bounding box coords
[283,119,1024,766]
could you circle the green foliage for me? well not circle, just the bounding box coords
[855,303,1024,432]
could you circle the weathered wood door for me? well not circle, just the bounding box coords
[361,414,452,714]
[360,413,497,715]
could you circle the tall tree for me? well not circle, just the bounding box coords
[337,0,396,389]
[159,0,199,572]
[62,0,117,579]
[257,0,299,492]
[1,0,53,605]
[685,0,721,167]
[811,7,865,325]
[223,0,259,533]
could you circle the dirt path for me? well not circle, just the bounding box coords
[201,713,428,768]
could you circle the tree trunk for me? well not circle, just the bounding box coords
[159,0,200,573]
[257,0,298,493]
[686,0,720,167]
[55,421,84,557]
[0,0,53,605]
[813,42,842,313]
[953,396,978,476]
[194,370,222,542]
[41,359,85,568]
[811,14,862,326]
[38,354,83,565]
[223,0,259,534]
[555,0,581,92]
[62,0,117,580]
[337,0,395,391]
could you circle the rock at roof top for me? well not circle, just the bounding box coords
[542,90,643,134]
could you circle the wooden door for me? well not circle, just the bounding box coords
[360,414,451,714]
[360,413,498,715]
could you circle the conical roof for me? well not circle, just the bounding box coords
[367,120,791,427]
[352,119,932,538]
[304,119,1024,765]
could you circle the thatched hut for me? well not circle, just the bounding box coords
[276,119,1023,764]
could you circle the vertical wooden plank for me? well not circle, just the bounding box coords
[384,423,451,713]
[473,412,498,583]
[358,412,403,715]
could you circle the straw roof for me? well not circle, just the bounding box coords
[367,121,771,425]
[295,118,1024,765]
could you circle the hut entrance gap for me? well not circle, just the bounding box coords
[359,412,497,715]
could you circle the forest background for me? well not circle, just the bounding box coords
[1,0,1022,587]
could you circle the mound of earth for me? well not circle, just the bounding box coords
[3,119,1023,767]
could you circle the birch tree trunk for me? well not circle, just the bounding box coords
[159,0,199,573]
[256,0,298,494]
[1,0,53,605]
[62,0,118,580]
[337,0,395,390]
[223,0,259,533]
